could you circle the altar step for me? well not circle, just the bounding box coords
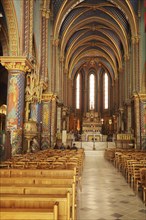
[74,141,116,151]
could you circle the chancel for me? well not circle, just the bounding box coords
[0,0,146,220]
[82,110,102,142]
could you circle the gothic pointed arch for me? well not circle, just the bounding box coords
[1,0,19,56]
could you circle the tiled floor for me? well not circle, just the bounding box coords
[77,149,146,220]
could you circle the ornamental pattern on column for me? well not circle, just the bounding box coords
[22,0,34,57]
[0,57,32,155]
[41,7,47,80]
[41,93,53,148]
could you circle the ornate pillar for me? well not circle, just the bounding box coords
[22,0,34,57]
[41,4,50,82]
[41,93,57,148]
[0,57,32,155]
[41,93,52,148]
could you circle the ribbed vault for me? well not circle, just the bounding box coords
[51,0,138,81]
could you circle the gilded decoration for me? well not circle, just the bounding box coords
[0,57,33,72]
[24,119,38,153]
[23,0,30,55]
[25,70,43,103]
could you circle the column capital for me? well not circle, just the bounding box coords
[0,56,33,72]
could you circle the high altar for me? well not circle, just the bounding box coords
[81,110,102,141]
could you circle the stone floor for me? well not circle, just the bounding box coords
[77,149,146,220]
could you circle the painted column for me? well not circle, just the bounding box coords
[0,57,32,155]
[41,93,52,148]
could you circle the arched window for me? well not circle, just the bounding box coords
[104,72,108,109]
[89,73,95,109]
[76,73,80,109]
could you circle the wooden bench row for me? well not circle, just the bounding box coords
[1,204,58,220]
[0,148,85,219]
[0,168,76,178]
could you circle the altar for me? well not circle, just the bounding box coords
[82,132,102,141]
[81,110,102,142]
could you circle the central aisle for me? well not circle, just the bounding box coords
[77,149,146,220]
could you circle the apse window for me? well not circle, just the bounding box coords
[89,73,95,109]
[76,73,80,109]
[104,73,108,109]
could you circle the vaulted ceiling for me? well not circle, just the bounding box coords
[51,0,139,81]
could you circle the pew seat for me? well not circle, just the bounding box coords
[0,193,71,220]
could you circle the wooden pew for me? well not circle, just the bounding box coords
[0,185,73,195]
[0,193,71,220]
[1,203,58,220]
[0,177,74,186]
[0,168,76,178]
[0,179,76,220]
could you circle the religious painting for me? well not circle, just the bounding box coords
[7,76,19,129]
